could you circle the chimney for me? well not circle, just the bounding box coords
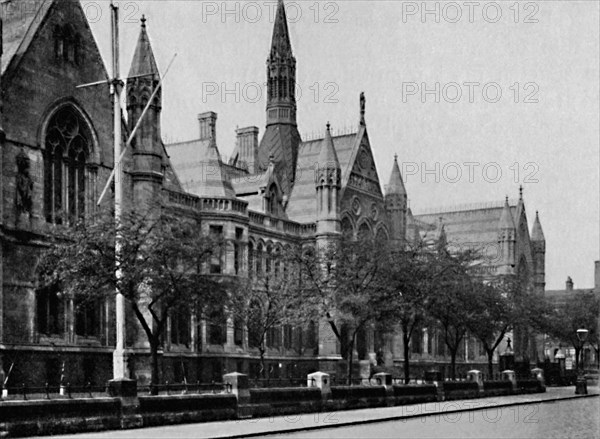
[566,276,574,291]
[235,126,259,173]
[198,112,217,141]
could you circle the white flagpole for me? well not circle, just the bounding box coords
[110,0,128,382]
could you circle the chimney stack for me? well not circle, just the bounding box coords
[235,126,259,173]
[198,112,217,141]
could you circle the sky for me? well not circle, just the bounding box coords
[82,0,600,290]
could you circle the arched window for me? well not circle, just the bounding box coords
[256,243,264,277]
[341,217,354,238]
[376,227,388,242]
[44,106,91,225]
[358,222,372,240]
[248,241,255,279]
[266,244,273,274]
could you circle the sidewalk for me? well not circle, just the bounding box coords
[53,386,599,439]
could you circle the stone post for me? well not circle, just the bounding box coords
[501,370,517,393]
[308,371,331,400]
[531,367,546,391]
[466,369,483,394]
[223,372,251,418]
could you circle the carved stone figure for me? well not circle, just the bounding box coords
[16,151,34,217]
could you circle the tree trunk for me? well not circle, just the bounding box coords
[486,348,494,379]
[150,338,160,395]
[346,348,354,385]
[403,332,411,384]
[450,349,457,380]
[259,345,266,379]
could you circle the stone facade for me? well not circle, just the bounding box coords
[0,0,546,388]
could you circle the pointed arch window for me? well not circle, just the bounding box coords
[44,106,91,225]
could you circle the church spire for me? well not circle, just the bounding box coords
[386,154,406,196]
[265,0,297,127]
[271,0,293,57]
[126,17,163,209]
[498,197,515,230]
[258,0,301,196]
[128,15,159,79]
[531,211,545,242]
[318,122,340,167]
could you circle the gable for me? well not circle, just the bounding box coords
[342,130,383,199]
[2,0,112,163]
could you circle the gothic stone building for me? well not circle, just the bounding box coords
[0,0,546,387]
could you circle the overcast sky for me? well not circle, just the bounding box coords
[83,0,599,290]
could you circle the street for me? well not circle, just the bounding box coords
[269,397,599,439]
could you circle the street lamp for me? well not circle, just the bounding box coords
[575,328,588,395]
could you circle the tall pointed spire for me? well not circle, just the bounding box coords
[498,197,515,230]
[271,0,293,57]
[318,122,340,167]
[386,154,406,196]
[531,211,545,242]
[129,15,159,79]
[258,0,301,196]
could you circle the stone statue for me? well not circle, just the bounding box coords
[15,151,34,217]
[360,92,366,125]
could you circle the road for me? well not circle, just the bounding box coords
[267,397,599,439]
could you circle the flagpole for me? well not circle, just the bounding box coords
[110,0,129,388]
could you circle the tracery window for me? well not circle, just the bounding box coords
[44,106,90,225]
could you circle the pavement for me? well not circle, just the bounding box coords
[53,386,599,439]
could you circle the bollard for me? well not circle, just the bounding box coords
[466,370,483,394]
[223,372,251,419]
[307,371,331,401]
[531,368,546,392]
[501,370,517,393]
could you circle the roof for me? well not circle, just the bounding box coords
[498,198,516,230]
[128,17,159,78]
[286,132,358,223]
[318,123,340,167]
[166,138,235,198]
[1,0,54,76]
[386,155,406,196]
[531,211,545,242]
[415,202,518,248]
[257,124,301,195]
[270,0,293,57]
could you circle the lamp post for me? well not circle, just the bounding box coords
[575,328,588,395]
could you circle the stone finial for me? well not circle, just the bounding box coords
[141,14,147,28]
[360,92,366,126]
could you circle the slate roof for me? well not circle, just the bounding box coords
[128,18,159,78]
[286,133,357,223]
[257,124,301,195]
[166,138,235,198]
[1,0,53,76]
[414,202,519,247]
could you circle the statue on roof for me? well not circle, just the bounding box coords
[360,92,366,125]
